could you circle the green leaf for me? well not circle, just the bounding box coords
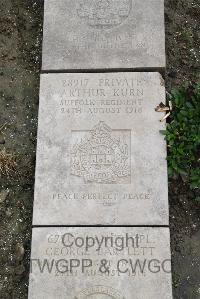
[186,102,194,109]
[168,167,173,177]
[161,84,200,192]
[160,130,167,135]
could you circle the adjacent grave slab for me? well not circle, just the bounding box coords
[28,227,172,299]
[42,0,165,70]
[33,72,168,226]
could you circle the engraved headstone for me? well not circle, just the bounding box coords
[28,227,173,299]
[42,0,165,70]
[33,72,168,225]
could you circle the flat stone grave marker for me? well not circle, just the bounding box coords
[33,72,168,226]
[28,227,172,299]
[42,0,165,70]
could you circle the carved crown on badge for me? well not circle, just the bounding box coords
[70,121,131,184]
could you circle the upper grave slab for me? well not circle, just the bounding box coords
[42,0,165,70]
[33,72,168,226]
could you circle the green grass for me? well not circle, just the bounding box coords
[161,84,200,193]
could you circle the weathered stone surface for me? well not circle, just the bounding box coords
[28,227,172,299]
[42,0,165,70]
[33,72,168,225]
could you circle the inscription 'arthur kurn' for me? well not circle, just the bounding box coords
[71,121,131,184]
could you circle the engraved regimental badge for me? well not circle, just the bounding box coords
[71,121,131,184]
[77,0,132,29]
[75,285,126,299]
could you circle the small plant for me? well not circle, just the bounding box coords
[0,148,17,177]
[161,84,200,191]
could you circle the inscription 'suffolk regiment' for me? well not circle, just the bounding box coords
[77,0,132,29]
[71,121,131,183]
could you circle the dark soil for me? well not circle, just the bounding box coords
[165,1,200,298]
[0,0,199,298]
[0,1,43,298]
